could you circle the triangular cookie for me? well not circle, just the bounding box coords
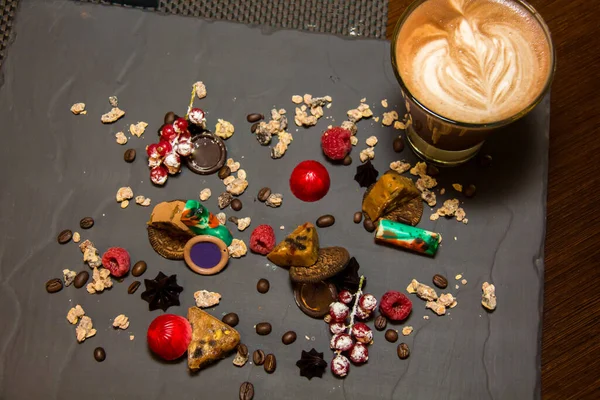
[267,222,319,267]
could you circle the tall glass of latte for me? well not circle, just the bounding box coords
[391,0,555,166]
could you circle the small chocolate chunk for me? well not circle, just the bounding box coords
[124,148,136,163]
[353,212,363,224]
[222,312,239,327]
[80,217,94,229]
[257,279,270,294]
[247,113,264,123]
[73,271,89,289]
[127,280,141,294]
[282,331,297,345]
[45,278,63,293]
[132,261,147,277]
[94,347,106,362]
[253,349,266,365]
[256,322,272,336]
[257,187,271,202]
[231,199,243,211]
[393,137,404,153]
[218,166,231,180]
[316,215,335,228]
[264,354,276,373]
[57,229,72,244]
[385,329,398,343]
[374,315,387,331]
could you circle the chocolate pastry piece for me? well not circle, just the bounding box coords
[141,272,183,311]
[289,247,350,283]
[147,201,195,259]
[363,180,423,226]
[296,349,328,380]
[330,257,364,292]
[267,223,319,267]
[362,170,420,222]
[187,307,240,371]
[354,160,379,188]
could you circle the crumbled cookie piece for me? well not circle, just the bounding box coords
[215,119,235,140]
[358,103,373,118]
[381,99,388,108]
[455,274,463,280]
[430,198,467,222]
[456,208,467,222]
[72,232,81,243]
[228,239,248,258]
[461,279,468,285]
[70,103,87,115]
[199,188,212,201]
[116,187,133,202]
[452,183,463,193]
[295,107,318,127]
[306,95,332,108]
[410,161,428,177]
[347,108,363,123]
[382,111,399,126]
[292,95,303,104]
[129,335,135,341]
[79,240,101,269]
[216,212,227,225]
[226,178,248,196]
[402,326,413,336]
[194,81,207,99]
[237,169,247,181]
[440,188,446,195]
[67,305,85,325]
[416,176,438,191]
[135,195,151,207]
[359,147,375,163]
[120,200,129,209]
[393,120,406,130]
[76,316,97,343]
[310,106,324,118]
[194,290,222,308]
[237,217,251,231]
[265,193,283,208]
[365,136,378,147]
[426,301,446,316]
[271,131,293,159]
[101,107,125,124]
[218,192,233,209]
[350,136,359,146]
[108,96,118,107]
[129,122,148,137]
[390,161,411,174]
[482,282,497,311]
[63,269,77,287]
[341,120,358,136]
[223,176,236,186]
[437,293,456,308]
[113,314,130,330]
[407,279,438,301]
[422,190,437,207]
[86,267,113,294]
[226,158,241,173]
[303,94,312,104]
[115,131,128,145]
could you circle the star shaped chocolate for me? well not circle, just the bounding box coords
[141,272,183,311]
[330,257,364,292]
[296,349,327,380]
[354,160,379,188]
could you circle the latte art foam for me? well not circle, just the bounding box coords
[396,0,552,124]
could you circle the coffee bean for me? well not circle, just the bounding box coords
[45,278,63,293]
[222,313,239,327]
[124,148,136,163]
[257,187,271,202]
[464,184,477,198]
[385,329,398,343]
[94,347,106,362]
[127,280,141,294]
[132,261,147,277]
[231,199,243,211]
[264,353,276,373]
[164,111,176,125]
[393,137,404,152]
[218,166,231,180]
[478,154,493,167]
[316,214,335,228]
[239,382,254,400]
[57,229,72,244]
[250,122,259,133]
[432,274,448,289]
[237,343,249,358]
[247,113,264,123]
[374,315,387,331]
[80,217,94,229]
[353,211,363,224]
[256,322,272,336]
[282,331,297,345]
[343,155,352,166]
[74,271,89,289]
[256,278,270,294]
[397,343,410,359]
[426,164,440,176]
[363,218,375,232]
[253,349,266,365]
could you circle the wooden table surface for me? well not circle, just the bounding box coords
[387,1,600,398]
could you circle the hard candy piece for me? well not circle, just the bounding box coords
[375,219,441,257]
[289,160,330,202]
[267,222,319,267]
[362,170,420,222]
[180,200,233,246]
[147,314,192,361]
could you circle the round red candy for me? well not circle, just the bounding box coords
[289,160,330,202]
[321,127,352,160]
[379,291,413,321]
[249,225,276,255]
[101,247,130,277]
[147,314,192,361]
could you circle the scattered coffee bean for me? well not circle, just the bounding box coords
[426,164,440,176]
[316,214,335,228]
[231,199,243,211]
[239,382,254,400]
[257,278,270,294]
[253,349,266,365]
[343,155,352,166]
[264,353,276,373]
[237,343,249,358]
[164,111,176,125]
[127,280,141,294]
[464,184,477,198]
[282,331,297,345]
[247,113,264,123]
[250,122,259,133]
[432,274,448,289]
[132,261,147,277]
[74,271,89,289]
[478,154,493,167]
[257,187,271,202]
[256,322,272,336]
[94,347,106,362]
[124,148,136,163]
[397,343,410,359]
[57,229,73,244]
[45,278,63,293]
[363,218,375,233]
[353,211,363,224]
[218,166,231,180]
[222,312,239,327]
[374,315,387,331]
[80,217,94,229]
[229,216,239,224]
[393,137,404,152]
[385,329,398,343]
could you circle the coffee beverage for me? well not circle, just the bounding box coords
[395,0,552,125]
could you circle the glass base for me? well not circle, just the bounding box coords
[406,127,483,167]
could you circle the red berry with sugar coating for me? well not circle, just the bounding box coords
[359,293,378,312]
[249,225,276,255]
[331,354,350,377]
[329,321,346,335]
[349,342,369,364]
[101,247,131,277]
[188,108,206,127]
[330,333,354,352]
[379,291,412,321]
[338,290,353,304]
[156,140,172,157]
[160,124,178,142]
[150,165,168,185]
[173,118,188,134]
[329,302,349,322]
[351,322,373,344]
[146,143,161,158]
[321,127,352,160]
[355,306,372,320]
[164,152,181,175]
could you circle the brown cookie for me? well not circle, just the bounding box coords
[363,178,423,226]
[289,247,350,283]
[147,226,191,260]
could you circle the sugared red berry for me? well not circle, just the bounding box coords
[148,155,162,168]
[321,127,352,160]
[359,293,378,312]
[249,225,276,255]
[156,141,172,157]
[101,247,130,277]
[173,118,188,134]
[351,322,373,344]
[329,322,346,335]
[146,143,160,158]
[164,152,181,175]
[349,342,369,364]
[338,290,353,304]
[329,302,350,322]
[188,108,206,126]
[160,124,178,142]
[178,130,191,142]
[330,333,354,352]
[150,165,168,185]
[355,306,372,320]
[379,291,413,321]
[331,354,350,377]
[175,140,192,157]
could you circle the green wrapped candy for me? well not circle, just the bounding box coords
[180,200,233,246]
[375,219,440,256]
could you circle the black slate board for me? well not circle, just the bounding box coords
[0,1,548,399]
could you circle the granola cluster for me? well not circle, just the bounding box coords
[407,279,457,316]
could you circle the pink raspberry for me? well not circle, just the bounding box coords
[338,290,353,304]
[329,322,346,335]
[379,291,413,321]
[249,225,276,255]
[329,302,349,322]
[331,354,350,377]
[101,247,131,277]
[351,322,373,344]
[321,127,352,160]
[330,333,354,352]
[349,342,369,364]
[359,293,378,312]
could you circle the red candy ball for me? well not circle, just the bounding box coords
[101,247,130,277]
[147,314,192,361]
[289,160,330,202]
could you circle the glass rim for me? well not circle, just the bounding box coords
[390,0,556,129]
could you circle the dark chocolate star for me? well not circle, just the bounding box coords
[354,160,379,188]
[296,349,327,380]
[330,257,364,292]
[141,272,183,311]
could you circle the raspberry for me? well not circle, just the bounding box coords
[249,225,276,255]
[338,290,353,304]
[329,322,346,335]
[330,333,354,352]
[351,322,373,344]
[101,247,131,277]
[331,354,350,377]
[329,302,349,322]
[321,127,352,160]
[379,291,413,321]
[348,342,369,364]
[359,293,377,312]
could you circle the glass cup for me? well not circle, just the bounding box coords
[390,0,556,166]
